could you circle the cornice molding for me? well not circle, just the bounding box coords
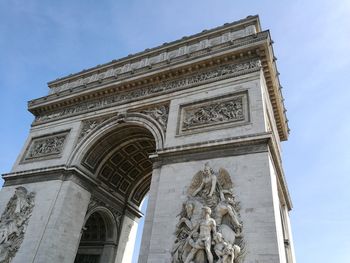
[2,131,292,210]
[27,15,289,140]
[32,59,262,125]
[46,15,260,89]
[2,165,144,216]
[28,31,267,108]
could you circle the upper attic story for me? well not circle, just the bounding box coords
[27,15,289,141]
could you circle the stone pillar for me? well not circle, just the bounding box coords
[281,205,297,263]
[115,215,139,263]
[143,152,287,263]
[0,179,91,263]
[100,243,118,263]
[138,165,161,263]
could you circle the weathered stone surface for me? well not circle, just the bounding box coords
[1,15,295,263]
[0,187,35,263]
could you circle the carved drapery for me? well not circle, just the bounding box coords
[0,187,35,263]
[172,164,245,263]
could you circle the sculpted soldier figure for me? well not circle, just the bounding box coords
[184,206,217,263]
[172,201,196,262]
[0,187,35,262]
[0,187,30,244]
[214,232,241,263]
[215,195,242,234]
[214,233,234,263]
[174,165,245,263]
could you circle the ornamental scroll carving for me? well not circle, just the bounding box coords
[172,164,245,263]
[23,131,69,162]
[0,187,35,263]
[179,93,248,134]
[34,60,261,125]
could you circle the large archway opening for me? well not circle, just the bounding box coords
[75,122,157,263]
[75,212,108,262]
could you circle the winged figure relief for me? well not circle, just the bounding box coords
[187,163,217,198]
[173,164,245,263]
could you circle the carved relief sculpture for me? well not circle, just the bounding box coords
[141,104,169,131]
[0,187,35,263]
[172,164,245,263]
[23,131,69,161]
[179,92,248,134]
[183,98,244,128]
[78,117,110,143]
[34,60,260,124]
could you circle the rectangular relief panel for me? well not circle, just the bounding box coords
[178,91,249,135]
[21,130,70,163]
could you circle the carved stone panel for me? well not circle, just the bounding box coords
[0,187,35,263]
[172,164,245,263]
[22,131,70,162]
[178,92,249,135]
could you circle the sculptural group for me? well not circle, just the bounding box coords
[0,187,35,263]
[172,164,245,263]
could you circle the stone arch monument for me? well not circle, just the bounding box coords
[0,16,296,263]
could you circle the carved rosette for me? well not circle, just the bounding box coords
[0,187,35,263]
[172,164,245,263]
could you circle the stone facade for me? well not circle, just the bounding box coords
[1,15,295,263]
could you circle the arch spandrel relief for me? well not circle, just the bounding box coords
[0,187,35,263]
[172,164,245,263]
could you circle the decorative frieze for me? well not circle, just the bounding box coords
[172,164,245,263]
[22,131,69,162]
[0,187,35,262]
[48,26,261,94]
[179,92,249,135]
[34,60,260,125]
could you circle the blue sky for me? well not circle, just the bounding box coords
[1,1,350,262]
